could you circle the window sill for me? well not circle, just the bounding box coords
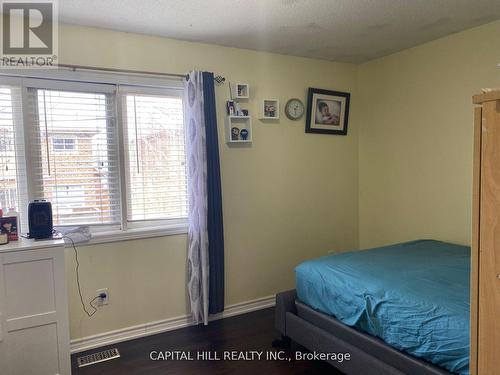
[75,224,188,246]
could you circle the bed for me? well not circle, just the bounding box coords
[275,240,470,375]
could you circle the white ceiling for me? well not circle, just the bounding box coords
[59,0,500,63]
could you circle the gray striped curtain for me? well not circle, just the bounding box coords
[185,71,224,325]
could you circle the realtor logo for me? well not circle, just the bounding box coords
[1,0,58,67]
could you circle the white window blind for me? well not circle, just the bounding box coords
[0,71,188,236]
[0,88,18,211]
[0,85,26,221]
[27,88,121,226]
[122,92,188,222]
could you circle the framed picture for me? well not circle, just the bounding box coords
[0,216,18,241]
[305,88,350,135]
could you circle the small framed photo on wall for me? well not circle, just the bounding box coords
[305,88,350,135]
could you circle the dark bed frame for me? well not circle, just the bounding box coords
[274,290,453,375]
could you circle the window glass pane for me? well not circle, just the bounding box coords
[32,89,120,226]
[52,137,76,151]
[125,94,187,221]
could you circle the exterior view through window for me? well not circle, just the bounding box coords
[12,84,189,229]
[33,89,119,225]
[124,94,187,221]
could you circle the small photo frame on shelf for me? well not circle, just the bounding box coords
[226,100,235,115]
[231,127,240,141]
[305,88,350,135]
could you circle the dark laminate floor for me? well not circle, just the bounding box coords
[71,307,343,375]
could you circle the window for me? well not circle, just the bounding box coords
[0,73,187,237]
[123,94,187,222]
[52,137,76,151]
[0,88,18,212]
[30,88,120,226]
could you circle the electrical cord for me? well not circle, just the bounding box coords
[63,235,99,318]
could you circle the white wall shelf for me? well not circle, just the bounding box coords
[225,116,252,144]
[232,83,250,100]
[260,99,280,120]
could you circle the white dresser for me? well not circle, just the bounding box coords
[0,238,71,375]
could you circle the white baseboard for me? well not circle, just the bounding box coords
[70,294,276,354]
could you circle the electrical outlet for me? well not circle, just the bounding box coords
[96,288,109,306]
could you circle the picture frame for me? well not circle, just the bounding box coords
[0,216,18,241]
[305,88,350,135]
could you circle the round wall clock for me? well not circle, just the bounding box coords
[285,98,305,120]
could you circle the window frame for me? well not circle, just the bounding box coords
[0,71,188,242]
[118,86,187,230]
[52,137,77,152]
[28,85,122,228]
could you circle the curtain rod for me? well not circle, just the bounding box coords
[58,63,189,80]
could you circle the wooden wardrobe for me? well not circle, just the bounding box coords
[471,91,500,375]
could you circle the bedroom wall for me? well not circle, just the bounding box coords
[58,24,360,340]
[59,18,500,341]
[357,20,500,248]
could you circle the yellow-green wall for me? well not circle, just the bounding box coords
[62,19,500,341]
[358,20,500,248]
[59,24,360,340]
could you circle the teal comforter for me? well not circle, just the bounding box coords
[295,240,469,374]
